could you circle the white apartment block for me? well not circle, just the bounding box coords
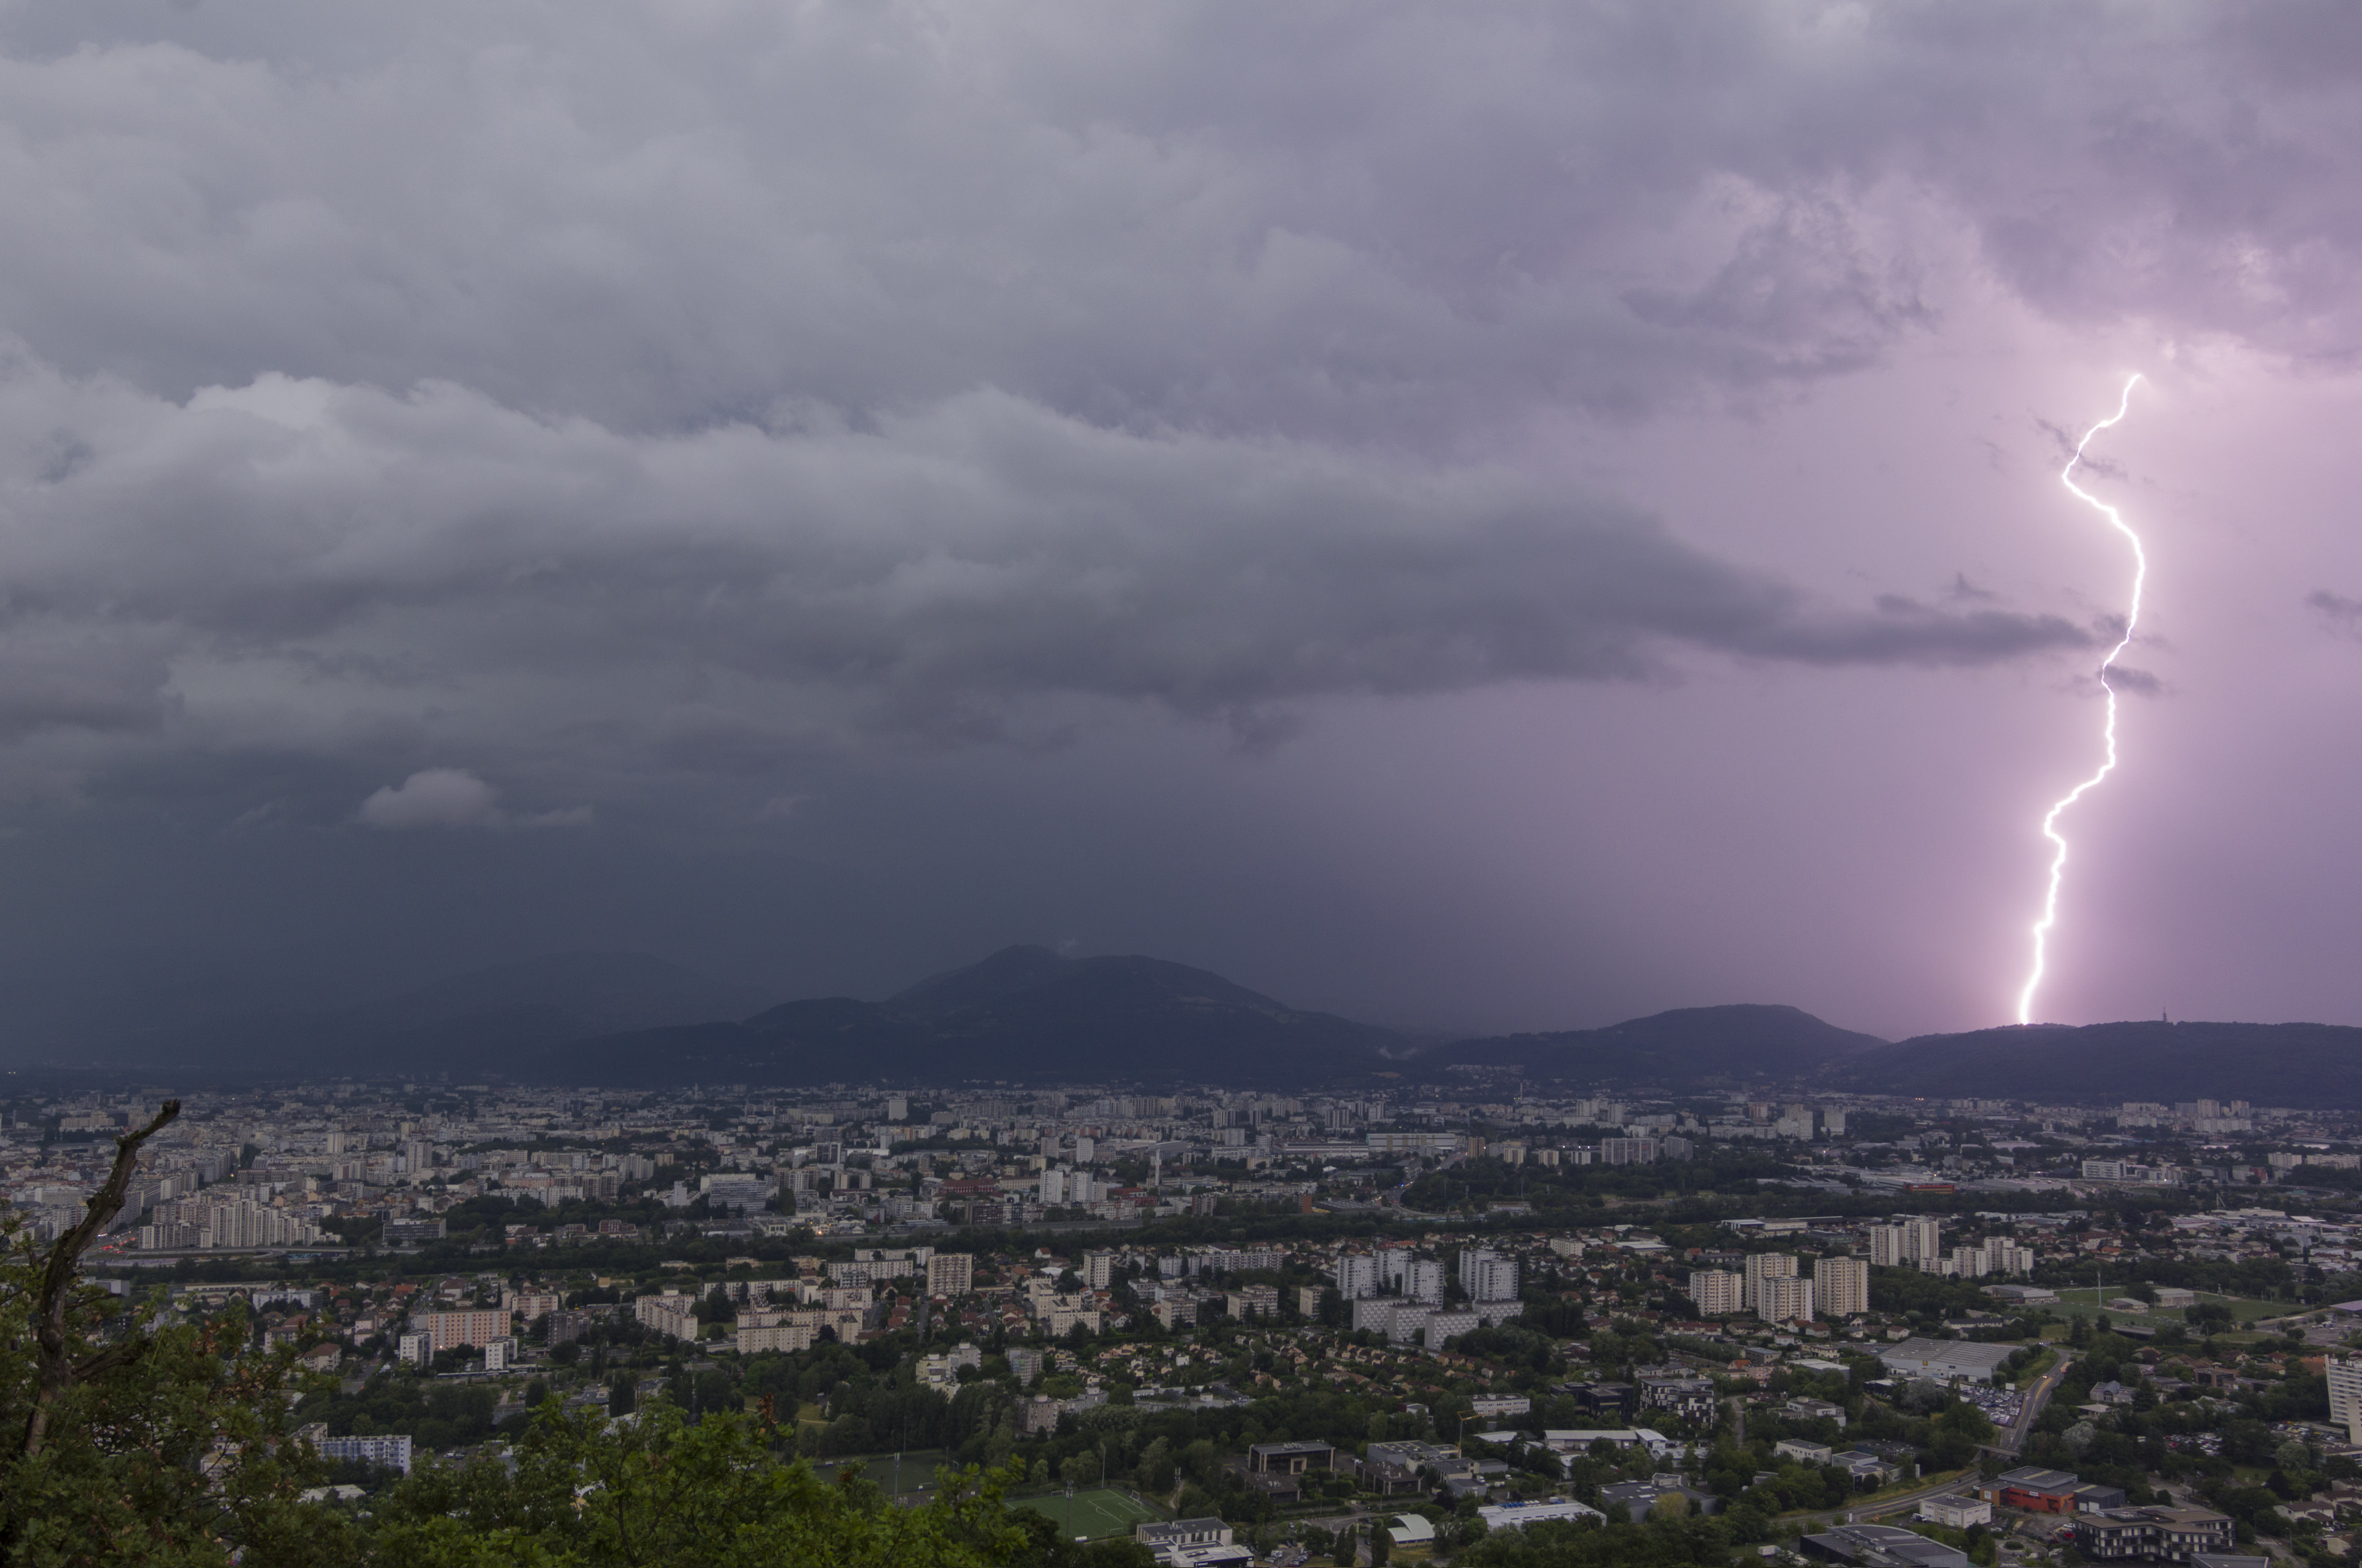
[1336,1253,1380,1300]
[633,1293,699,1342]
[414,1309,511,1352]
[1758,1276,1815,1324]
[926,1252,973,1297]
[1743,1252,1797,1311]
[2330,1357,2362,1446]
[1689,1269,1744,1316]
[1459,1249,1519,1303]
[1814,1256,1869,1318]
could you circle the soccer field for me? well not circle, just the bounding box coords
[1013,1487,1161,1540]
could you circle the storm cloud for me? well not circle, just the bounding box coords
[0,2,2358,1034]
[0,357,2094,798]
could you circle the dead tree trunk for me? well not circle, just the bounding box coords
[18,1099,179,1464]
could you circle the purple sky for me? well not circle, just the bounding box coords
[0,3,2359,1039]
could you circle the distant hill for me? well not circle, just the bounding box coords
[30,952,769,1078]
[1411,1003,1888,1086]
[1839,1019,2362,1107]
[537,945,1403,1088]
[32,937,2359,1104]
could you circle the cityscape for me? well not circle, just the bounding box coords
[6,4,2362,1568]
[14,1072,2362,1566]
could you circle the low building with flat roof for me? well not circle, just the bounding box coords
[1800,1523,1969,1568]
[1877,1338,2014,1384]
[1478,1499,1606,1532]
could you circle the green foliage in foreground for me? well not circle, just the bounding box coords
[331,1404,1044,1568]
[0,1098,1073,1568]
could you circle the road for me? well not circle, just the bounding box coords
[2002,1351,2072,1455]
[1792,1471,1983,1529]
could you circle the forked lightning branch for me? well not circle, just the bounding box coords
[2016,375,2147,1026]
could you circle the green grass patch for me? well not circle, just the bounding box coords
[2042,1287,2284,1326]
[2013,1350,2057,1390]
[809,1450,957,1497]
[1012,1487,1164,1541]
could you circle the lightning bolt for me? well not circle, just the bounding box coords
[2016,373,2145,1026]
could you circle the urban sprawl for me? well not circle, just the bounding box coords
[16,1081,2362,1568]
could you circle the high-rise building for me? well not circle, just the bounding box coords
[483,1338,515,1372]
[1904,1217,1943,1270]
[2329,1358,2362,1445]
[1337,1253,1381,1300]
[1814,1257,1869,1318]
[1406,1258,1446,1304]
[1743,1252,1798,1311]
[1758,1276,1815,1324]
[1948,1245,1989,1279]
[1868,1225,1905,1267]
[1084,1251,1117,1291]
[1459,1249,1519,1302]
[631,1293,699,1342]
[1689,1269,1744,1316]
[925,1252,973,1298]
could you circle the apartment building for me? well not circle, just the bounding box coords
[414,1309,511,1353]
[1814,1256,1869,1318]
[1688,1268,1743,1316]
[1743,1252,1797,1311]
[1758,1276,1815,1324]
[925,1252,973,1298]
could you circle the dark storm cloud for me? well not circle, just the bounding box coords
[0,0,2353,812]
[0,365,2087,790]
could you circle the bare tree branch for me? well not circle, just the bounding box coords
[19,1100,179,1465]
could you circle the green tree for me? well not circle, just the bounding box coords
[360,1402,1037,1566]
[0,1102,339,1567]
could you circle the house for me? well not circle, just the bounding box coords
[1785,1396,1848,1428]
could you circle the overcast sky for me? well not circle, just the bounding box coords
[2,2,2362,1040]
